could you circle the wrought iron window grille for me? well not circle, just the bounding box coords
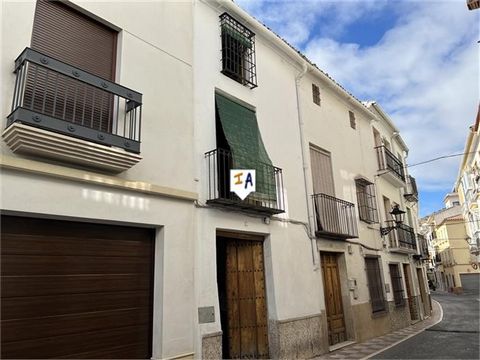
[312,84,320,106]
[355,179,379,224]
[220,13,257,89]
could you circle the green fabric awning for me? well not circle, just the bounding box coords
[215,93,276,202]
[221,24,252,49]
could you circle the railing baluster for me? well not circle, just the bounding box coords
[62,78,69,121]
[52,73,59,117]
[99,90,105,130]
[72,82,78,122]
[30,65,39,110]
[19,63,28,108]
[41,69,49,114]
[11,63,21,111]
[81,84,87,125]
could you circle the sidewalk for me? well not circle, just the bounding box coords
[314,300,443,360]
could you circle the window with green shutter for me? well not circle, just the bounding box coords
[215,93,276,202]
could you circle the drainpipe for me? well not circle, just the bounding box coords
[295,61,320,269]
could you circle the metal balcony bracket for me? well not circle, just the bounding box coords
[380,226,394,236]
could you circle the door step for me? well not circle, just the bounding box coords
[329,340,356,352]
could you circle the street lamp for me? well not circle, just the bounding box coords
[380,204,406,236]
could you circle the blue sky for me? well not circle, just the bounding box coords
[236,0,479,216]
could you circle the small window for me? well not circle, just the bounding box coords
[220,13,257,88]
[349,111,356,129]
[355,179,378,224]
[365,257,386,313]
[312,84,320,106]
[389,264,405,307]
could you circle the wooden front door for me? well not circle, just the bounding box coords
[417,268,431,317]
[403,264,417,320]
[217,237,269,359]
[321,252,346,346]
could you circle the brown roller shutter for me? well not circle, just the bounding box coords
[25,0,117,133]
[31,0,117,81]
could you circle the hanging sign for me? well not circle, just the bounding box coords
[230,170,255,200]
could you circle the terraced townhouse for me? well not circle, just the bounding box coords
[0,0,430,359]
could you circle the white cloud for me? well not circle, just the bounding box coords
[238,0,479,195]
[235,0,390,45]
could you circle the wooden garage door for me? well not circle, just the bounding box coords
[1,216,154,359]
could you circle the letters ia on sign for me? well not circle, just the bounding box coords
[230,170,256,200]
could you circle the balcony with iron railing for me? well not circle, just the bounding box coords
[418,234,429,260]
[386,220,417,254]
[375,145,406,186]
[205,148,285,215]
[312,193,358,239]
[3,48,143,172]
[404,175,418,202]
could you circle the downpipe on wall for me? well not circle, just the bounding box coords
[295,61,320,270]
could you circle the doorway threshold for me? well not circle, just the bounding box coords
[329,340,356,352]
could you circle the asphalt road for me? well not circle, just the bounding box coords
[372,291,480,359]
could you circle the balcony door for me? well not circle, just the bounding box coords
[25,0,117,131]
[310,146,340,234]
[310,145,335,196]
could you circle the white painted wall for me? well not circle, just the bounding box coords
[193,0,324,353]
[1,1,196,358]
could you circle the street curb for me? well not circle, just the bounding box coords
[362,300,444,360]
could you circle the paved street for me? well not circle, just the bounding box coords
[372,291,480,359]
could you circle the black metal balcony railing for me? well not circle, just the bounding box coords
[7,48,142,153]
[375,145,406,182]
[388,222,417,251]
[418,234,429,259]
[205,148,285,215]
[312,193,358,239]
[404,175,418,202]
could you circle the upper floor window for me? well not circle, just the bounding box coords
[312,84,320,106]
[220,13,257,89]
[355,178,378,224]
[349,111,356,129]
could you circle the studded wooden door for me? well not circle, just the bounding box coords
[222,238,269,358]
[321,252,346,346]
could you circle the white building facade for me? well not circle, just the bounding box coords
[1,1,430,359]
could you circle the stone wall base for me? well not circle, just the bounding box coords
[352,301,410,343]
[201,332,222,360]
[269,312,327,359]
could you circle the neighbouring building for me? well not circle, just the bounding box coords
[420,194,480,294]
[455,106,480,262]
[452,105,480,293]
[1,1,430,359]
